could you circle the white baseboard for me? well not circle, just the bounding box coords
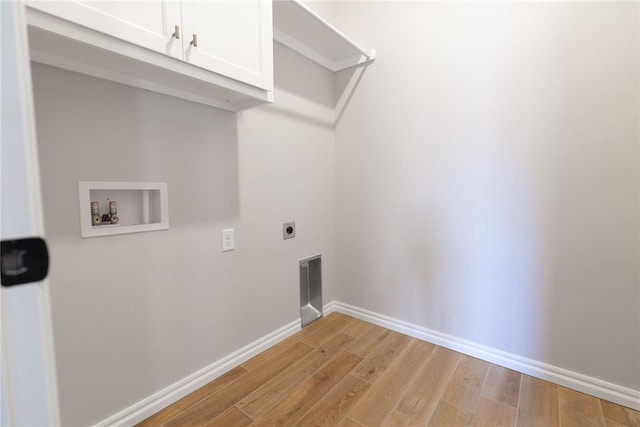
[95,302,336,427]
[95,300,639,425]
[323,300,337,315]
[333,302,640,411]
[95,320,301,426]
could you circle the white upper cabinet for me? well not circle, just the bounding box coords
[27,1,183,58]
[182,1,272,91]
[25,1,273,111]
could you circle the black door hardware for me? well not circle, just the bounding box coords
[1,238,49,287]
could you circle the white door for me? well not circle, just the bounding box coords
[1,1,60,425]
[182,0,273,90]
[26,0,183,58]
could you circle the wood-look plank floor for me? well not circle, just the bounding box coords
[137,313,640,427]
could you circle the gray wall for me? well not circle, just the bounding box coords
[32,2,640,424]
[32,42,336,426]
[334,1,639,391]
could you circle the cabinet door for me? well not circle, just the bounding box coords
[181,1,273,91]
[27,1,182,58]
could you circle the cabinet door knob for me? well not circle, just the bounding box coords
[172,25,180,39]
[190,33,198,47]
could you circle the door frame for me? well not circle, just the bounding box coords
[1,1,60,425]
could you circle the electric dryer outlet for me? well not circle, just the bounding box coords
[283,222,295,239]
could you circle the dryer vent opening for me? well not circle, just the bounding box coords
[300,254,322,328]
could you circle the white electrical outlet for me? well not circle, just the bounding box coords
[222,228,234,252]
